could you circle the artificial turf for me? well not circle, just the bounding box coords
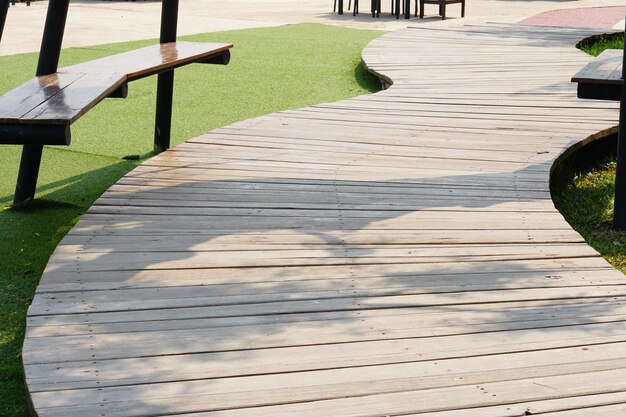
[0,23,383,416]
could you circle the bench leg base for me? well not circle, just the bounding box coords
[14,144,43,206]
[154,70,175,154]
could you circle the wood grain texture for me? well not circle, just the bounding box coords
[0,42,232,126]
[23,24,623,417]
[571,49,623,85]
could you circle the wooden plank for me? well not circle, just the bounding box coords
[571,49,624,86]
[26,295,626,338]
[21,23,624,417]
[27,368,626,416]
[0,42,232,125]
[23,337,626,391]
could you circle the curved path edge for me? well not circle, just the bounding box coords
[24,23,623,417]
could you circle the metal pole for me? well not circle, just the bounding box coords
[36,0,69,76]
[613,18,626,229]
[0,0,8,44]
[153,0,179,153]
[13,0,70,205]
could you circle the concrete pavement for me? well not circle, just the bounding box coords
[1,0,625,56]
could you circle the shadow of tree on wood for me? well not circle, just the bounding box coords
[14,22,626,417]
[19,158,626,416]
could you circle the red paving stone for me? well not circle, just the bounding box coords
[521,6,626,29]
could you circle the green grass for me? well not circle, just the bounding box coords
[577,32,624,56]
[0,23,383,416]
[554,35,625,273]
[553,156,626,272]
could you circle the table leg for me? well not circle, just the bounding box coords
[338,0,343,14]
[405,0,410,18]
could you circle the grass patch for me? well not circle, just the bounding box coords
[552,135,626,272]
[553,36,625,273]
[577,31,624,56]
[0,23,383,416]
[554,158,626,272]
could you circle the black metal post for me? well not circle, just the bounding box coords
[13,0,69,205]
[153,0,179,153]
[0,0,8,44]
[613,19,626,229]
[36,0,69,76]
[14,145,44,204]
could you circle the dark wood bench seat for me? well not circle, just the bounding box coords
[0,41,232,145]
[571,48,623,101]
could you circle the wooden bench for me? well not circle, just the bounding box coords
[0,0,232,206]
[572,48,623,101]
[0,42,232,146]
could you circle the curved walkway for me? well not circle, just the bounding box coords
[25,24,623,416]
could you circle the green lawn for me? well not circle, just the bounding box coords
[553,156,626,272]
[577,32,624,56]
[553,33,625,272]
[0,23,383,416]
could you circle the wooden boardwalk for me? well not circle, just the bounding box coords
[24,24,625,416]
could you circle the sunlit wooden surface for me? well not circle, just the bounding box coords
[23,24,625,417]
[0,42,231,126]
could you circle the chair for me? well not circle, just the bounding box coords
[419,0,464,20]
[333,0,359,15]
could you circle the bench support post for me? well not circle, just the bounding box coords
[0,0,8,44]
[153,0,179,153]
[14,145,44,204]
[613,21,626,229]
[13,0,69,206]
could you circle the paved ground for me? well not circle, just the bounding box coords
[1,0,625,56]
[521,5,626,29]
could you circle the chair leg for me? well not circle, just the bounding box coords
[372,0,380,17]
[440,0,446,19]
[348,0,351,11]
[419,0,423,17]
[353,0,359,15]
[461,0,465,17]
[333,0,336,13]
[414,0,418,17]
